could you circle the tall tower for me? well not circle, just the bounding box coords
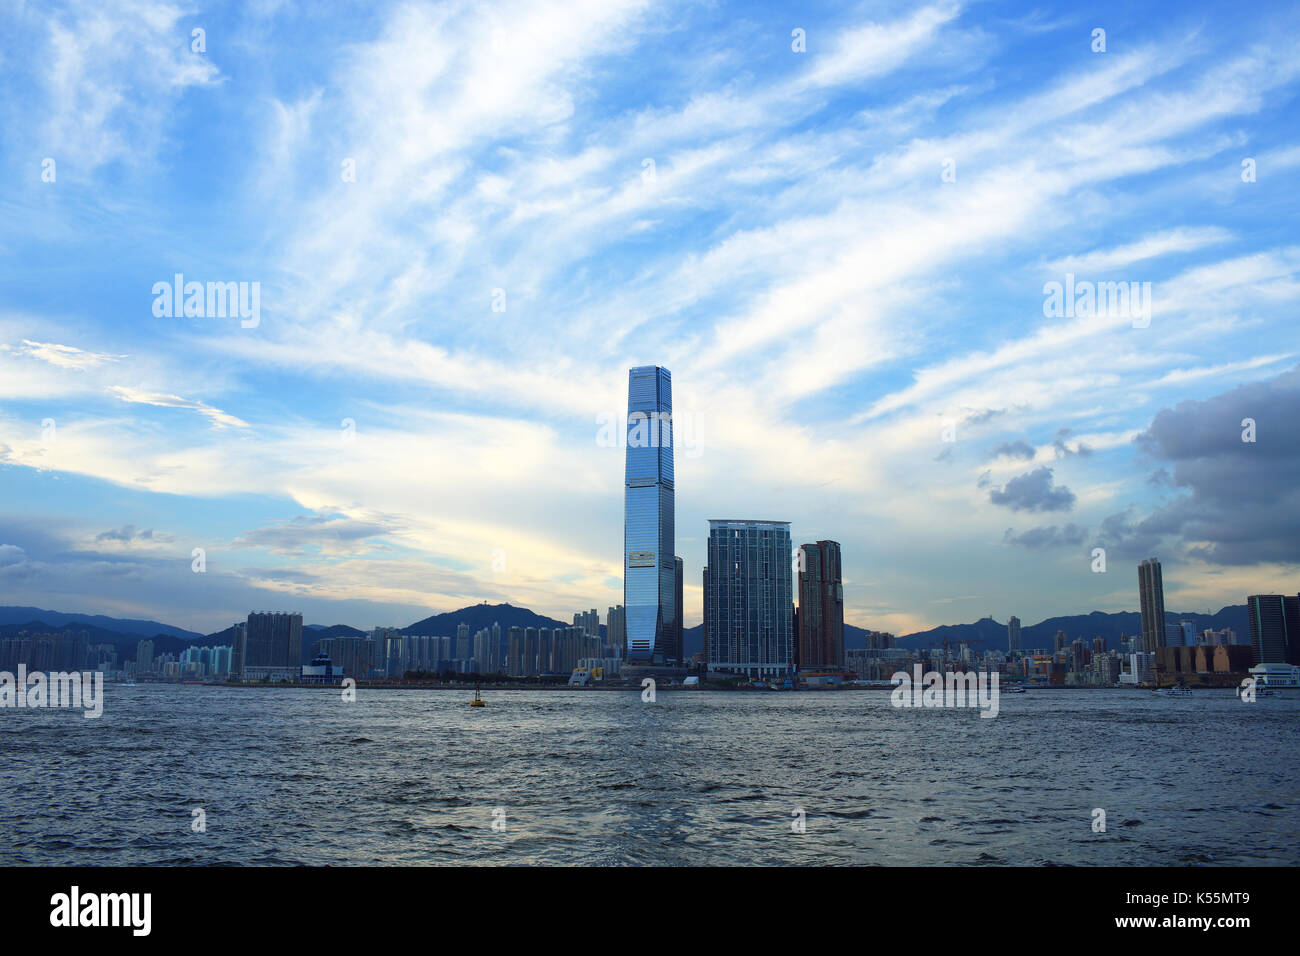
[607,605,626,658]
[624,366,675,662]
[1247,594,1300,664]
[670,556,684,663]
[1007,615,1021,654]
[797,541,844,672]
[1137,558,1167,653]
[703,520,794,678]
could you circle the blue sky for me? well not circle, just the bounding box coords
[1,0,1298,635]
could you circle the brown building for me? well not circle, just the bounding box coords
[1157,645,1254,677]
[797,540,844,672]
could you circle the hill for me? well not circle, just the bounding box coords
[402,602,569,635]
[0,606,205,642]
[896,606,1249,652]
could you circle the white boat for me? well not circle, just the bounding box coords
[1155,685,1192,697]
[1002,683,1026,694]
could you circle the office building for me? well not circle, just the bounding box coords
[1247,594,1300,665]
[1008,615,1021,654]
[624,365,676,663]
[703,519,794,678]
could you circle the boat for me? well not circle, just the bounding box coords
[1002,683,1026,694]
[470,684,485,707]
[1155,685,1192,697]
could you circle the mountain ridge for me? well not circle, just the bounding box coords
[0,603,1253,662]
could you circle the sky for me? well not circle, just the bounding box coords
[0,0,1298,637]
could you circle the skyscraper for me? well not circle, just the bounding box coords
[1137,558,1168,653]
[246,612,303,668]
[703,519,794,678]
[507,626,524,677]
[1247,594,1300,664]
[796,540,844,672]
[607,605,626,658]
[624,365,675,663]
[665,556,684,663]
[136,638,155,675]
[1007,615,1021,654]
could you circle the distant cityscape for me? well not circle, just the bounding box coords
[1,367,1296,693]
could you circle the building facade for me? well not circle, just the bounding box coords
[1247,594,1300,664]
[703,519,794,678]
[1137,558,1168,653]
[607,605,626,658]
[624,365,676,663]
[245,612,303,671]
[796,540,844,672]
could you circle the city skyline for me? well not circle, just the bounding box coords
[1,1,1299,638]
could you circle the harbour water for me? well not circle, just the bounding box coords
[2,685,1296,865]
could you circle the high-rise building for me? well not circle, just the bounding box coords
[135,639,155,675]
[1137,558,1168,653]
[624,365,675,663]
[703,519,794,678]
[796,540,844,672]
[607,605,626,658]
[662,556,684,663]
[473,628,495,674]
[524,627,539,677]
[1007,615,1021,654]
[507,626,524,677]
[246,612,303,669]
[1247,594,1300,664]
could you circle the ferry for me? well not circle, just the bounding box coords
[1002,683,1026,694]
[1155,685,1192,698]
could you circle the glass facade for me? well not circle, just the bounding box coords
[704,520,794,677]
[624,366,675,662]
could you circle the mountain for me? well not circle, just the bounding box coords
[0,619,196,658]
[896,606,1250,652]
[306,624,367,638]
[0,606,205,642]
[402,602,569,635]
[686,609,1248,657]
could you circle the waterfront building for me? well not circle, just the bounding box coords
[1137,558,1168,653]
[796,540,844,672]
[1246,594,1300,664]
[624,365,676,663]
[703,519,794,679]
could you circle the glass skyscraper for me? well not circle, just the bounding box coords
[624,365,675,663]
